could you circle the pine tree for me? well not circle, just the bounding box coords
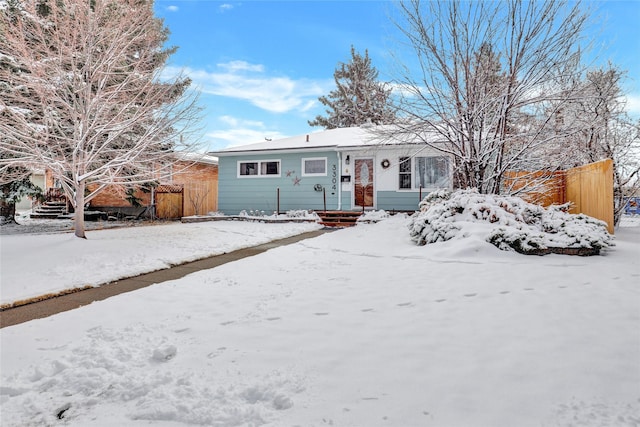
[309,46,396,129]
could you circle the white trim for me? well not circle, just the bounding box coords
[237,159,281,178]
[301,157,328,177]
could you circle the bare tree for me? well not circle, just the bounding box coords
[384,0,590,194]
[0,0,201,238]
[558,65,640,224]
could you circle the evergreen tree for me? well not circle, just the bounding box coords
[309,46,396,129]
[0,170,42,224]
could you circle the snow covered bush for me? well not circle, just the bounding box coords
[285,209,317,219]
[357,210,391,223]
[409,189,614,255]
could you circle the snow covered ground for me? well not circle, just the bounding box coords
[1,215,639,426]
[0,217,322,306]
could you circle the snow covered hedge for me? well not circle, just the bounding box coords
[409,189,614,255]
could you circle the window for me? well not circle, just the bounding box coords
[239,162,258,176]
[415,156,450,188]
[238,160,281,177]
[302,157,327,176]
[399,157,412,189]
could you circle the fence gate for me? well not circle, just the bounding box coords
[155,184,184,219]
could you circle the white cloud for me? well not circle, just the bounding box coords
[166,5,178,12]
[625,94,640,118]
[206,125,288,149]
[218,115,265,129]
[219,3,234,13]
[166,63,329,114]
[217,61,264,73]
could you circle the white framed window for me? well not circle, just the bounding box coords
[238,160,281,178]
[398,156,450,189]
[302,157,327,176]
[415,156,450,188]
[399,156,412,189]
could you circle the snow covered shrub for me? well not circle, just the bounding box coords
[285,209,315,218]
[357,210,391,223]
[409,189,614,255]
[418,188,452,212]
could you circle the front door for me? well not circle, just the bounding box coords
[354,158,374,208]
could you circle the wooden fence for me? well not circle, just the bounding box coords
[503,159,614,233]
[183,181,218,217]
[156,184,184,219]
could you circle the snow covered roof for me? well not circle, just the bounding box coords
[174,152,218,165]
[211,125,439,156]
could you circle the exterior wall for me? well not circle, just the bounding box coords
[218,151,340,214]
[89,185,152,208]
[15,173,45,210]
[340,145,452,211]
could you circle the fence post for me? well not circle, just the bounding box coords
[323,188,327,212]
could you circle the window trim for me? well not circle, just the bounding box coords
[237,159,281,178]
[398,156,412,190]
[414,156,450,189]
[301,157,328,177]
[397,156,450,190]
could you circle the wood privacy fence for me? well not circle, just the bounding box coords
[155,184,184,219]
[182,181,218,217]
[503,159,614,233]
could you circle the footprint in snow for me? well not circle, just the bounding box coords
[361,308,374,312]
[435,299,447,303]
[464,293,477,297]
[314,312,329,316]
[220,320,235,326]
[397,302,412,307]
[266,317,281,321]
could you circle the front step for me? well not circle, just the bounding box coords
[315,210,363,228]
[31,201,68,219]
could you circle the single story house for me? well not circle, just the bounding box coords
[211,125,452,215]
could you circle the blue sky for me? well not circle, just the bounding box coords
[153,1,640,152]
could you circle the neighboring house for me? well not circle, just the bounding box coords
[14,170,45,211]
[40,154,218,219]
[212,126,452,214]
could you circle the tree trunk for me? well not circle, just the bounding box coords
[74,181,86,239]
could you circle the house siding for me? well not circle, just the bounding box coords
[376,191,423,212]
[218,151,340,214]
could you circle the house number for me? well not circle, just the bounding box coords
[331,164,337,193]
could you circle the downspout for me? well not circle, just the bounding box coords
[336,151,342,210]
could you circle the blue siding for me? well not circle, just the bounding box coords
[376,191,423,212]
[218,152,340,214]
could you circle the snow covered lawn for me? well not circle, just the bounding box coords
[0,219,322,306]
[1,216,639,426]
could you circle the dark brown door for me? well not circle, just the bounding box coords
[354,158,374,208]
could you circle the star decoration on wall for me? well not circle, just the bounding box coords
[286,170,295,177]
[292,176,301,186]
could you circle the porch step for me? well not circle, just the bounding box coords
[30,200,68,219]
[315,210,363,228]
